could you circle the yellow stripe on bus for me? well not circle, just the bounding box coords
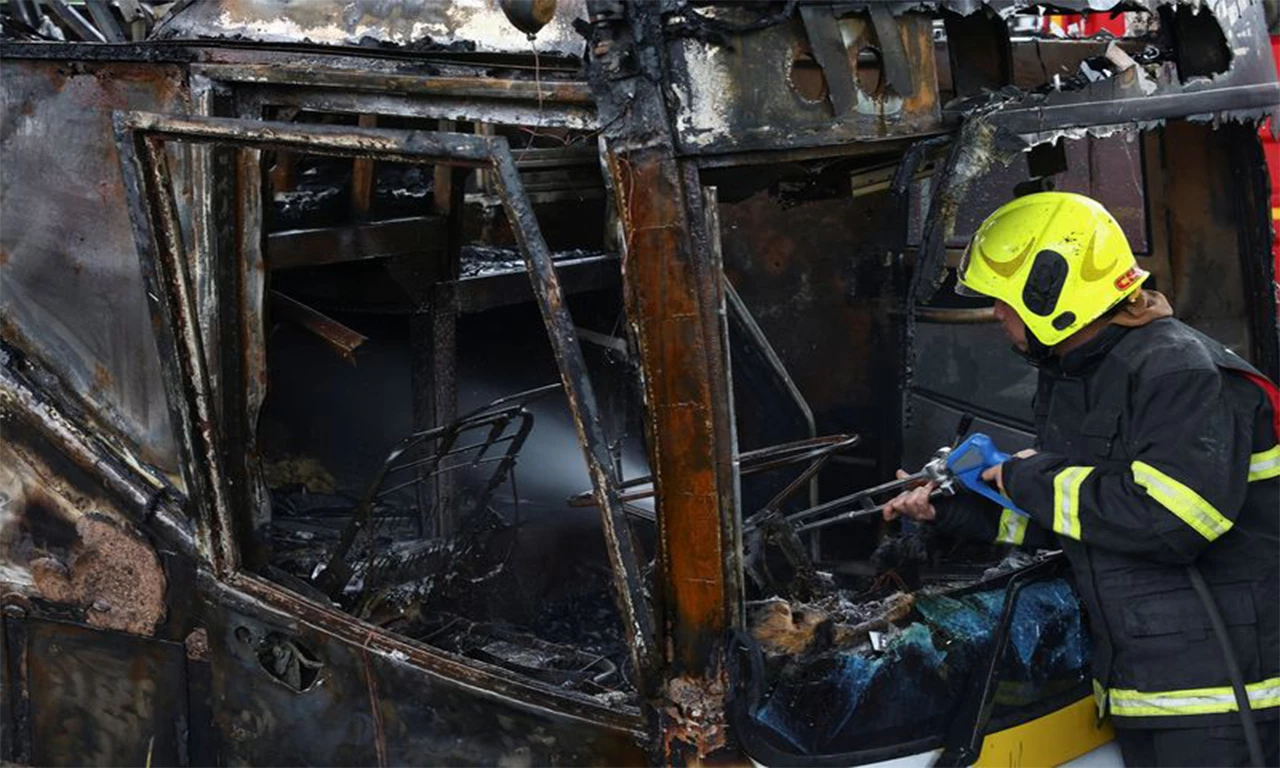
[975,695,1114,768]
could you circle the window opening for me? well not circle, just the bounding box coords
[257,134,639,699]
[118,111,652,706]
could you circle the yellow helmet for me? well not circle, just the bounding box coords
[957,192,1149,347]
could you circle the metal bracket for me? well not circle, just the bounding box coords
[868,4,915,99]
[799,4,858,116]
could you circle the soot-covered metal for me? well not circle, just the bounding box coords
[1,0,1277,765]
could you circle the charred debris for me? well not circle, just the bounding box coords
[1,0,1277,765]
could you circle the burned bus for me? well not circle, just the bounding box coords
[1,0,1277,764]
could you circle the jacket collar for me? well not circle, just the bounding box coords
[1048,324,1131,377]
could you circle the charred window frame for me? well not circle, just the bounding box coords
[184,63,600,490]
[185,65,618,549]
[114,112,657,712]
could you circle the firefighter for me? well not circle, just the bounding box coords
[884,192,1280,767]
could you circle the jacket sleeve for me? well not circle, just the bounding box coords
[932,492,1058,550]
[1002,368,1251,564]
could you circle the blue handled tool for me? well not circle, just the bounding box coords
[944,433,1029,517]
[790,431,1026,533]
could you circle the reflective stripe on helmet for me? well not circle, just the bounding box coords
[1051,466,1092,540]
[1109,677,1280,718]
[1248,445,1280,482]
[994,508,1028,545]
[1131,461,1232,541]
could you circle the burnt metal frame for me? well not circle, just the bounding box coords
[189,63,597,130]
[187,63,604,542]
[114,111,658,707]
[315,383,560,599]
[569,434,858,513]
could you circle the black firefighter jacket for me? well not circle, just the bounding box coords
[934,316,1280,730]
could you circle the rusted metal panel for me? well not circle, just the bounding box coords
[0,59,190,478]
[1145,120,1278,376]
[716,179,904,491]
[119,112,500,165]
[192,63,595,106]
[585,4,740,757]
[202,572,646,765]
[605,146,737,757]
[152,0,588,58]
[666,12,942,155]
[27,512,167,636]
[686,178,742,622]
[0,361,193,619]
[231,83,596,132]
[20,618,189,766]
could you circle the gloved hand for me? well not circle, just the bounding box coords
[980,449,1039,495]
[882,471,937,522]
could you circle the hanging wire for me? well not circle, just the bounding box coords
[516,33,547,163]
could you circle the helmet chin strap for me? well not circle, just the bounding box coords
[1016,328,1055,365]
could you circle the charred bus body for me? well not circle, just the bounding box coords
[1,0,1277,764]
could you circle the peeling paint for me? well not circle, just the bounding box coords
[668,43,740,149]
[155,0,588,56]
